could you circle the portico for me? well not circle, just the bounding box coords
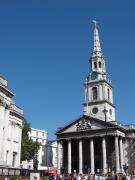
[56,116,125,174]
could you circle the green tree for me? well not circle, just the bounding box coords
[21,119,40,162]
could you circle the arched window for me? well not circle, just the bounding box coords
[108,88,110,101]
[94,62,97,68]
[92,87,98,100]
[99,61,101,68]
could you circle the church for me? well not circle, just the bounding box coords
[56,21,135,174]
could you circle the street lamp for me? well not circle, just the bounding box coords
[33,153,38,171]
[102,106,109,175]
[103,106,108,137]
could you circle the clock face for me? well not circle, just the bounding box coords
[91,72,98,80]
[92,107,98,114]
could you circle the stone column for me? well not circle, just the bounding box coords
[0,103,5,160]
[17,125,23,167]
[79,139,83,174]
[119,137,124,172]
[90,138,94,174]
[57,140,61,174]
[68,140,71,174]
[115,136,120,173]
[2,105,9,162]
[102,137,107,174]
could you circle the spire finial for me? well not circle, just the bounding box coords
[92,19,102,54]
[92,20,97,29]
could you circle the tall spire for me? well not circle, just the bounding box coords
[90,20,106,78]
[84,21,115,122]
[92,20,102,57]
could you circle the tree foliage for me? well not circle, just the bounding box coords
[21,119,40,162]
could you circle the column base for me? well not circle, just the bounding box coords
[103,169,107,174]
[68,170,71,174]
[91,171,95,174]
[116,169,120,174]
[57,169,61,175]
[79,169,83,174]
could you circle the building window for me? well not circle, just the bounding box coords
[92,87,98,100]
[6,150,9,162]
[94,62,97,68]
[36,132,38,136]
[99,61,101,68]
[108,88,110,101]
[109,109,112,115]
[12,152,17,167]
[28,165,31,169]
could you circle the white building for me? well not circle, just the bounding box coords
[21,128,48,170]
[0,76,24,168]
[56,21,135,174]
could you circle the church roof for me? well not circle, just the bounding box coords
[56,21,135,140]
[56,115,127,135]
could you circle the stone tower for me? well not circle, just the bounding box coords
[84,21,115,122]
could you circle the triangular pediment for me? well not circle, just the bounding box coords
[56,115,118,134]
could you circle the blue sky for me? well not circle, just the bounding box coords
[0,0,135,139]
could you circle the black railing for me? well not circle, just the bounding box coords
[0,167,31,176]
[0,167,51,177]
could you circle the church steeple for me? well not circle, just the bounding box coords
[92,20,102,56]
[90,20,106,80]
[84,21,115,122]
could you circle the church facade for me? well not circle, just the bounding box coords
[56,21,135,174]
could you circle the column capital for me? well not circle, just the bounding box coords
[57,140,63,144]
[0,99,6,107]
[90,137,94,140]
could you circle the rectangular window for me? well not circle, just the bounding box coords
[6,150,9,162]
[28,165,31,169]
[12,152,17,167]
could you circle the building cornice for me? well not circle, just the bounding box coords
[0,83,14,97]
[57,128,126,140]
[83,100,115,108]
[10,110,24,120]
[86,79,112,88]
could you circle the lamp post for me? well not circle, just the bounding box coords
[103,106,108,175]
[33,141,39,171]
[33,153,38,171]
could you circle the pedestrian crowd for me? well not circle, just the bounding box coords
[48,173,135,180]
